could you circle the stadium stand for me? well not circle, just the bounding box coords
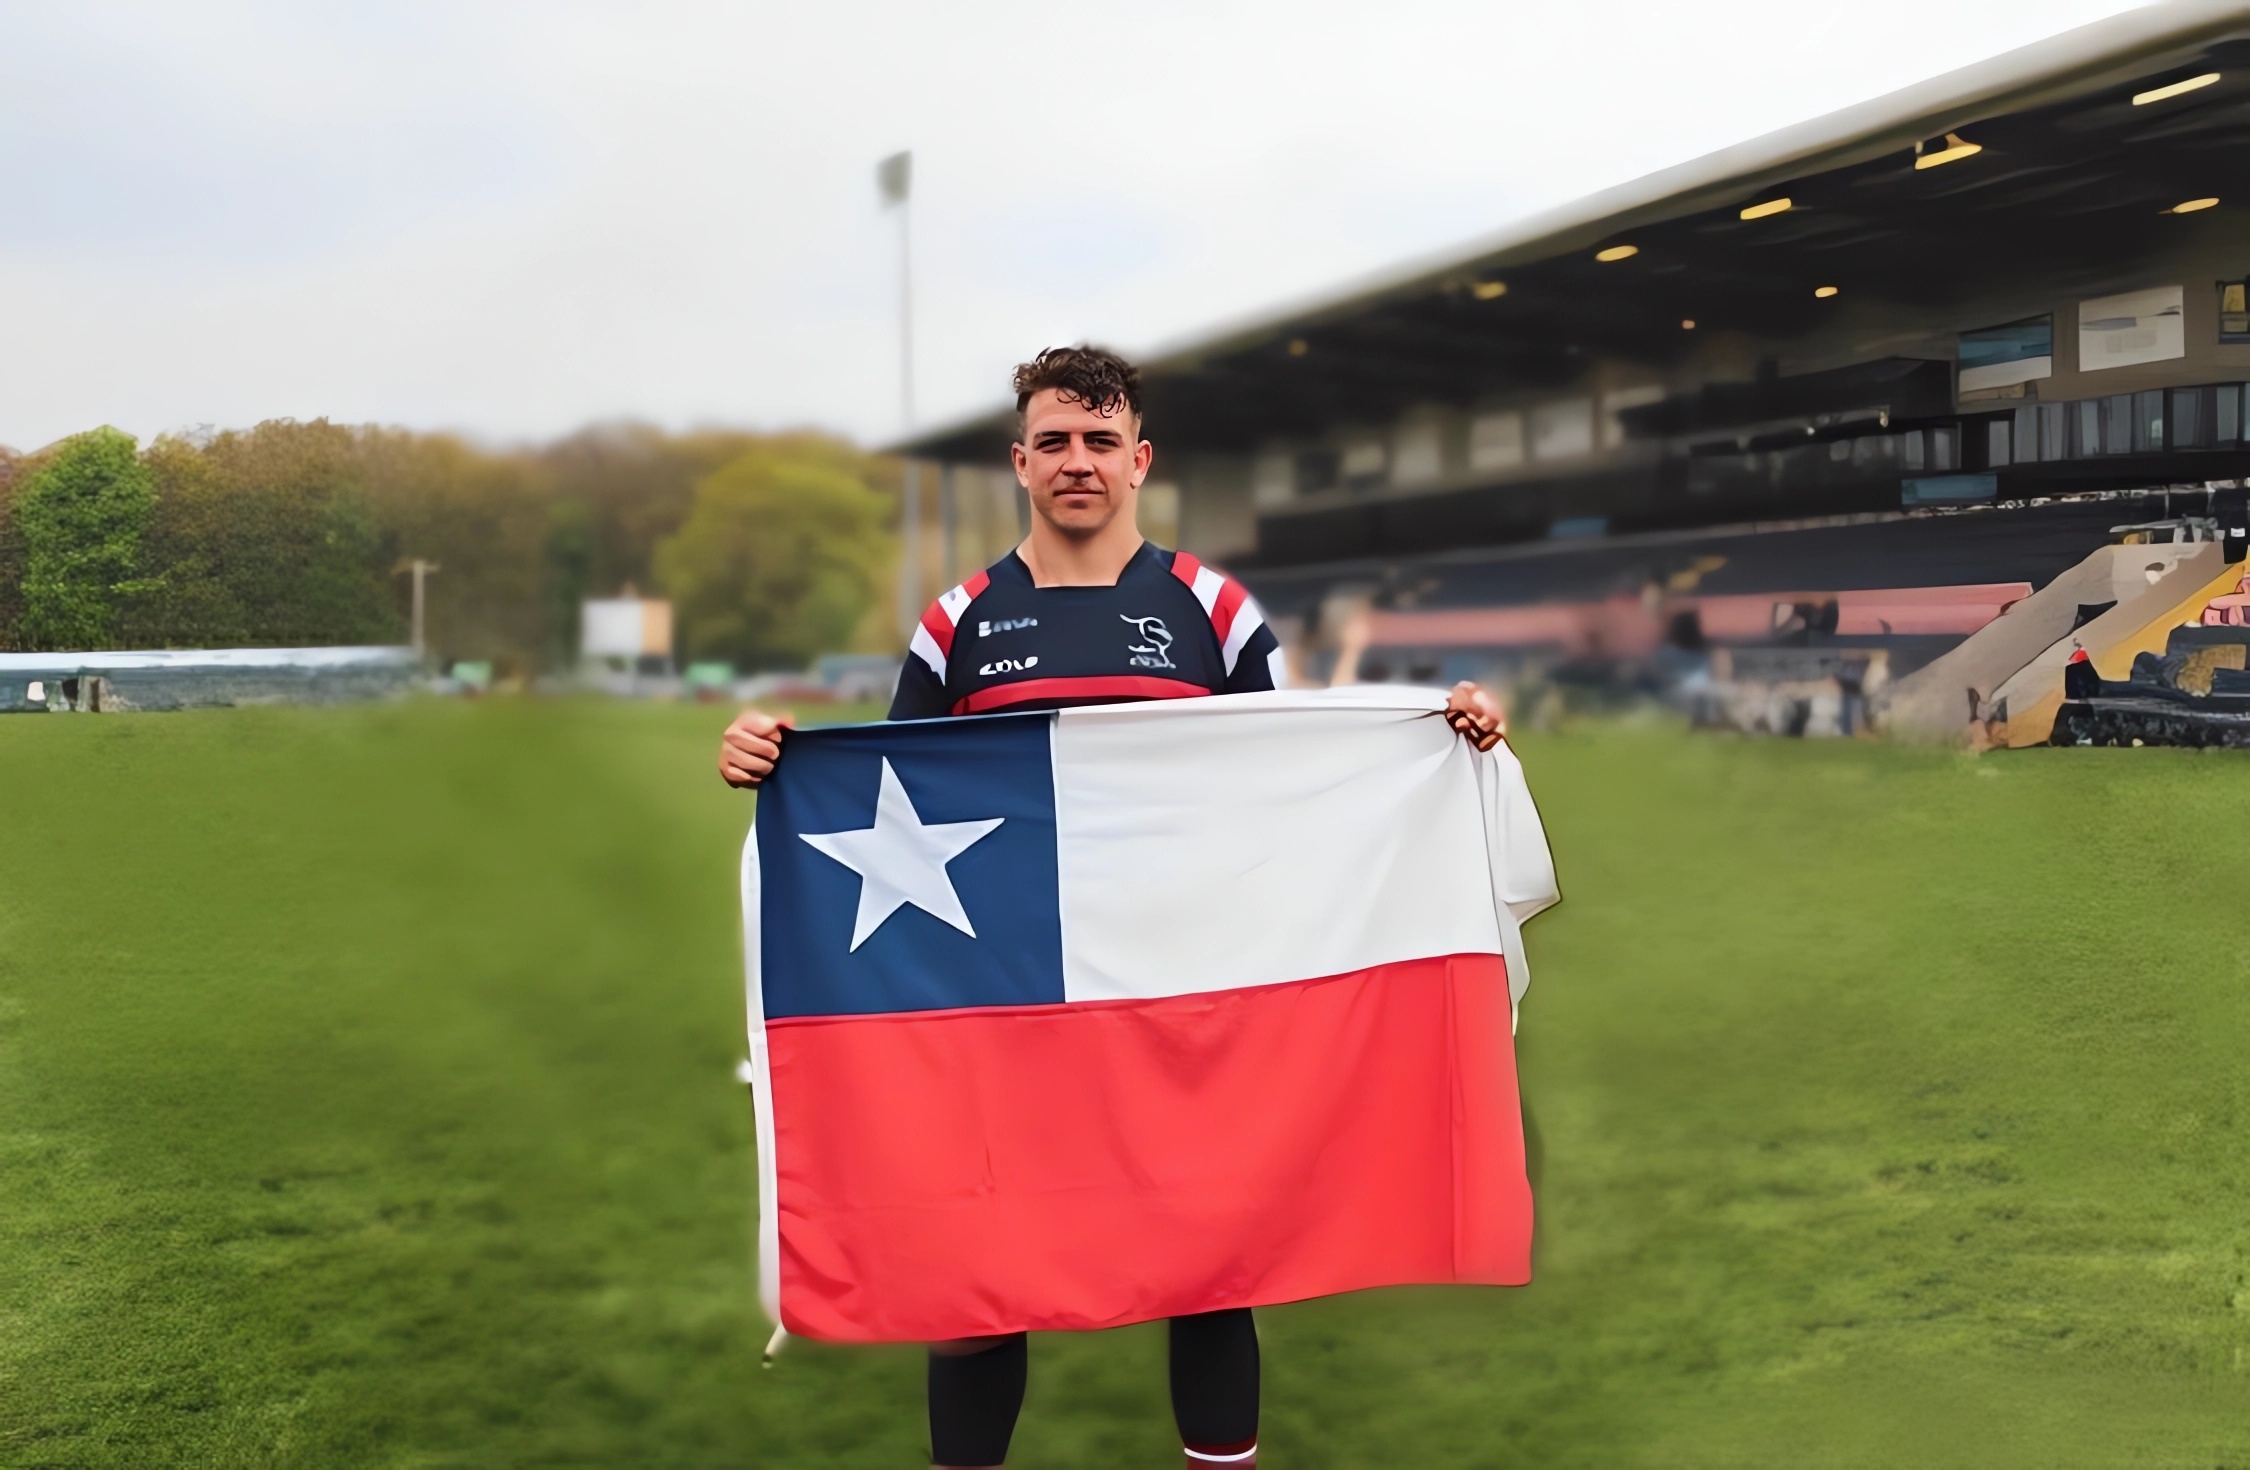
[897,3,2250,743]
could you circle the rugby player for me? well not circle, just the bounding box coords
[721,345,1504,1469]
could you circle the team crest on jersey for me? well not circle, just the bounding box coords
[1121,614,1176,670]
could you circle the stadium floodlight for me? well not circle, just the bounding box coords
[2134,72,2219,106]
[1739,197,1792,220]
[1681,319,1697,330]
[1470,278,1509,300]
[2167,197,2220,214]
[1814,285,1840,299]
[1914,132,1982,169]
[877,149,922,642]
[1595,244,1639,262]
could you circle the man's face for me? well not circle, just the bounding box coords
[1012,388,1151,539]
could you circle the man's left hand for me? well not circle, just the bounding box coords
[1443,681,1506,751]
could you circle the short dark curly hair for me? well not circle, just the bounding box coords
[1012,345,1142,432]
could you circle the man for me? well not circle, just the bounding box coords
[721,345,1504,1469]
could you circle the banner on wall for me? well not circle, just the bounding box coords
[1959,316,2054,395]
[2078,286,2185,371]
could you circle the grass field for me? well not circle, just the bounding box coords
[4,700,2250,1468]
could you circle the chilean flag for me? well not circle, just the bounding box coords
[739,686,1558,1343]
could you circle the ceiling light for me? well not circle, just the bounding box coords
[1814,286,1840,299]
[2134,72,2220,106]
[1595,244,1639,262]
[1681,319,1697,330]
[1470,279,1508,300]
[2167,197,2220,214]
[1914,132,1982,170]
[1739,197,1792,220]
[1287,338,1309,356]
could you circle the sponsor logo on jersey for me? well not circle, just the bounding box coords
[978,655,1040,675]
[1121,614,1176,670]
[978,617,1038,638]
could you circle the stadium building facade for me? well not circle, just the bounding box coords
[898,3,2250,739]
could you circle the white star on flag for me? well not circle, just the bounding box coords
[800,758,1005,951]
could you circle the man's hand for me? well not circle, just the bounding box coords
[720,708,793,788]
[1443,681,1506,752]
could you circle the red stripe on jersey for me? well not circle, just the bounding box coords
[919,569,992,659]
[1209,576,1249,647]
[952,676,1209,715]
[918,603,957,659]
[1170,550,1203,589]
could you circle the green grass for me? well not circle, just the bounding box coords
[3,703,2249,1467]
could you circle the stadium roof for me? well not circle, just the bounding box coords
[899,0,2250,462]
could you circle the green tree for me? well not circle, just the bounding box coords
[0,447,26,649]
[361,428,554,673]
[16,427,157,650]
[654,447,891,670]
[122,421,398,649]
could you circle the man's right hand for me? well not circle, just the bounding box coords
[720,708,793,788]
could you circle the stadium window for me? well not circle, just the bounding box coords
[1928,425,1959,473]
[1900,431,1925,474]
[1468,410,1526,472]
[2171,388,2208,448]
[2219,385,2245,445]
[2133,390,2165,454]
[2013,406,2039,464]
[1986,418,2012,468]
[1296,447,1340,495]
[1529,398,1596,461]
[1251,450,1296,509]
[1391,421,1444,487]
[1341,438,1387,493]
[1601,385,1665,450]
[2040,402,2068,461]
[2102,395,2135,454]
[2074,399,2102,457]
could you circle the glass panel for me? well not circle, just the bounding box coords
[1901,431,1925,474]
[2220,385,2244,445]
[2134,390,2165,453]
[2013,406,2039,463]
[2171,388,2205,449]
[1987,418,2012,468]
[2075,400,2102,457]
[1929,426,1959,473]
[2103,395,2134,455]
[2041,403,2068,461]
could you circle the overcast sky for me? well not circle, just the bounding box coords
[0,0,2153,453]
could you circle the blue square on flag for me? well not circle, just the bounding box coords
[755,713,1064,1019]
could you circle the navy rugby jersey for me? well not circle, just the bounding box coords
[890,542,1284,719]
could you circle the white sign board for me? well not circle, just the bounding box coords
[583,598,669,659]
[2078,286,2184,372]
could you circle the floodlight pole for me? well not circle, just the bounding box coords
[395,559,439,664]
[880,150,923,640]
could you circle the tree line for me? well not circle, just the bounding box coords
[0,420,902,672]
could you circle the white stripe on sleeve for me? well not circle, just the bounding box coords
[1189,565,1225,614]
[908,623,947,679]
[1219,598,1267,675]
